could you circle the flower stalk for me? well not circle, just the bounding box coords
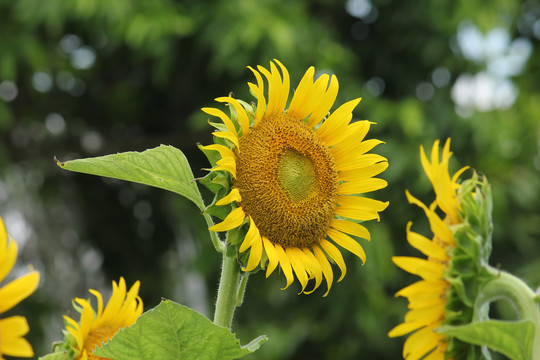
[213,244,244,328]
[475,267,540,358]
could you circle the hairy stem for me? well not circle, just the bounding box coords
[213,246,243,328]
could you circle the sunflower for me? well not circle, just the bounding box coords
[64,277,143,360]
[202,60,388,295]
[388,139,468,360]
[0,216,40,359]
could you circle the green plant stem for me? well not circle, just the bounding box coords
[213,246,243,328]
[203,212,226,253]
[476,267,540,358]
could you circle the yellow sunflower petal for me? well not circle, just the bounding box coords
[316,96,359,137]
[247,66,266,124]
[216,97,250,137]
[244,236,263,272]
[313,245,334,296]
[327,228,367,264]
[338,178,388,195]
[392,256,444,281]
[214,157,237,178]
[0,270,39,313]
[88,289,104,319]
[239,217,261,253]
[212,131,239,149]
[330,219,371,241]
[202,107,238,140]
[0,316,34,357]
[286,247,309,294]
[403,326,441,360]
[405,191,454,246]
[288,66,315,118]
[335,196,389,221]
[216,188,242,206]
[262,237,279,278]
[388,320,425,338]
[404,304,444,324]
[0,237,17,283]
[273,59,290,115]
[209,207,246,232]
[332,139,385,164]
[338,161,389,182]
[257,63,283,116]
[301,74,330,125]
[406,222,448,261]
[335,153,388,172]
[274,243,294,290]
[301,248,323,294]
[201,144,235,162]
[395,280,447,299]
[307,74,339,128]
[318,239,347,282]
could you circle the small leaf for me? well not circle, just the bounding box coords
[438,319,535,360]
[56,145,204,210]
[94,300,265,360]
[38,352,70,360]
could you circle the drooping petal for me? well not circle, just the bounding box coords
[313,245,334,296]
[216,97,250,137]
[327,228,367,264]
[330,219,371,241]
[209,207,246,232]
[318,239,347,282]
[263,237,279,277]
[216,188,242,206]
[239,217,262,253]
[244,235,263,272]
[286,247,309,293]
[274,243,294,289]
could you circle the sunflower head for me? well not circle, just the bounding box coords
[389,139,494,359]
[0,216,40,359]
[200,60,388,295]
[60,277,143,360]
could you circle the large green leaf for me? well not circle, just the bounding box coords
[94,300,267,360]
[56,145,204,210]
[438,319,535,360]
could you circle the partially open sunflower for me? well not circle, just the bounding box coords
[202,60,388,295]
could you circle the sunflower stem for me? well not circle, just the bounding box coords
[213,245,242,329]
[475,267,540,358]
[203,212,226,253]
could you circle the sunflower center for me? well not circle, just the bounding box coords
[235,114,338,248]
[277,149,318,202]
[83,326,119,360]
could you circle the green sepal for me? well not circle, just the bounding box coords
[438,319,535,360]
[93,299,265,360]
[444,172,495,358]
[38,331,79,360]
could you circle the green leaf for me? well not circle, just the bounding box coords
[438,319,535,360]
[38,352,69,360]
[56,145,204,210]
[94,300,267,360]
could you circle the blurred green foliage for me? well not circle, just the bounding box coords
[1,0,539,358]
